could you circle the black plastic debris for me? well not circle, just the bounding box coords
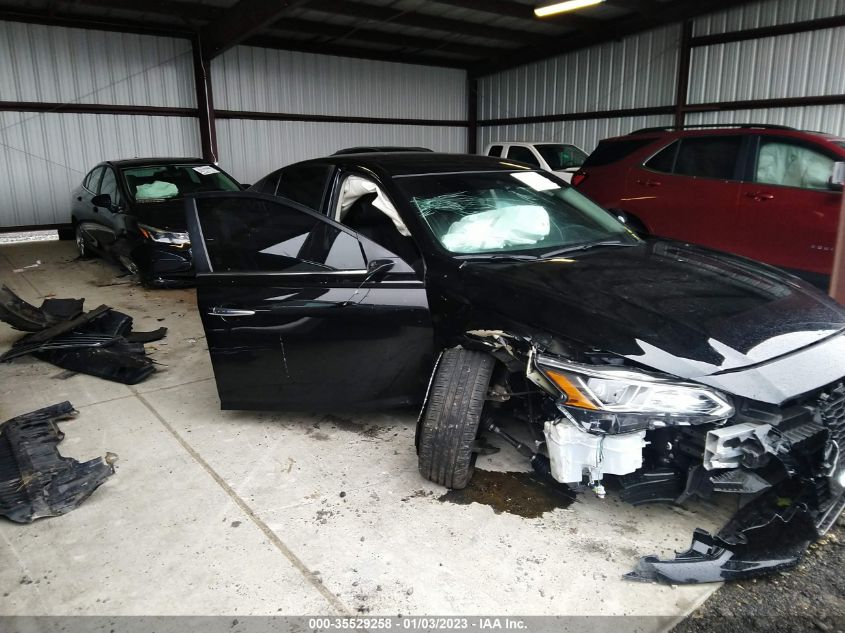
[0,402,116,523]
[0,285,166,384]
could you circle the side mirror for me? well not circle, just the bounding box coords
[91,193,115,210]
[365,258,395,281]
[830,162,845,192]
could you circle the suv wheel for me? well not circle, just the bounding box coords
[417,347,495,489]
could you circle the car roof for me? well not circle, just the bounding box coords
[332,146,433,155]
[487,141,580,145]
[607,126,838,144]
[105,157,207,167]
[298,152,531,176]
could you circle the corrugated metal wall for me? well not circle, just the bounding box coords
[217,119,465,185]
[693,0,845,35]
[479,25,680,121]
[478,0,845,152]
[0,21,200,227]
[212,45,468,183]
[0,26,468,228]
[0,112,200,227]
[212,46,466,120]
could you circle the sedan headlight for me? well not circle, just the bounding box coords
[535,354,733,434]
[138,223,190,246]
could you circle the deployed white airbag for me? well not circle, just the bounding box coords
[441,205,550,252]
[337,176,410,236]
[135,180,179,200]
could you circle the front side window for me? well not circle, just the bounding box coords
[487,145,503,158]
[276,164,333,210]
[755,139,835,190]
[122,164,240,202]
[98,168,121,204]
[195,197,366,274]
[535,144,588,170]
[399,171,636,255]
[673,136,742,180]
[506,146,541,168]
[84,167,104,192]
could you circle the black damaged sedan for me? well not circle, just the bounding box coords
[185,152,845,584]
[71,158,241,286]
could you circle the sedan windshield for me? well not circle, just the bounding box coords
[121,164,240,202]
[535,144,588,170]
[399,170,637,256]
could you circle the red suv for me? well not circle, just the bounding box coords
[573,125,845,286]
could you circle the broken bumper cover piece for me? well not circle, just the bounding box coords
[0,402,116,523]
[625,487,843,584]
[0,286,166,384]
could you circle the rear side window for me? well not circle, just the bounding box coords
[674,136,742,180]
[582,138,657,168]
[252,170,282,195]
[507,146,541,168]
[487,145,503,158]
[276,164,333,211]
[644,141,678,173]
[194,197,366,274]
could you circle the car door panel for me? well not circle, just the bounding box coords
[737,136,840,275]
[622,136,745,254]
[186,192,433,411]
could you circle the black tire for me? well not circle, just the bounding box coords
[75,224,93,259]
[418,347,495,489]
[57,226,75,241]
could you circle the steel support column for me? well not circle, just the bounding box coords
[191,36,218,164]
[674,20,693,128]
[467,76,478,154]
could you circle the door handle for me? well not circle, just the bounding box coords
[746,191,775,201]
[636,178,661,187]
[208,307,256,317]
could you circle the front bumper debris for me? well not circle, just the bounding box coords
[0,402,116,523]
[0,285,166,384]
[625,382,845,584]
[625,494,823,584]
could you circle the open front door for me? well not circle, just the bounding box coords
[185,192,433,411]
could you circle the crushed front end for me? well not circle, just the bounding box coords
[467,330,845,584]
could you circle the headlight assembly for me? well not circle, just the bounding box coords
[534,354,734,434]
[138,223,190,246]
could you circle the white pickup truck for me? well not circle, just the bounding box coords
[483,141,587,183]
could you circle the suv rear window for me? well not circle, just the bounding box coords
[582,138,657,168]
[674,136,743,180]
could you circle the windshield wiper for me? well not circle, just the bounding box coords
[457,253,538,265]
[540,240,638,259]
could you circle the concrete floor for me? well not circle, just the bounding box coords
[0,240,730,628]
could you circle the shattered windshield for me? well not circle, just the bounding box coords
[121,164,240,202]
[398,170,637,256]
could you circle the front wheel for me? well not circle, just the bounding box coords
[417,347,495,489]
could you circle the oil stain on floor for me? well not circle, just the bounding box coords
[438,469,576,518]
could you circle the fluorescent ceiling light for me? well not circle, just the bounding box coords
[534,0,605,18]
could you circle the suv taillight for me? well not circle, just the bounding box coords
[571,171,587,187]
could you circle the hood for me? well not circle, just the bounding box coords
[130,200,188,232]
[458,240,845,381]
